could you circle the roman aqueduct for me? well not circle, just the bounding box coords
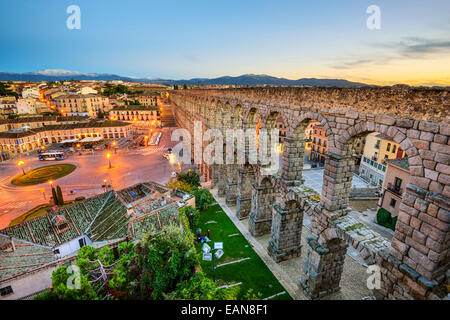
[169,87,449,300]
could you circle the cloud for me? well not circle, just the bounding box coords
[330,36,450,70]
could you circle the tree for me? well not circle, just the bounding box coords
[166,178,192,193]
[0,82,17,98]
[35,265,99,300]
[56,185,64,205]
[51,187,58,205]
[165,272,239,300]
[97,109,105,119]
[179,206,200,229]
[192,188,215,211]
[120,224,198,299]
[177,170,200,189]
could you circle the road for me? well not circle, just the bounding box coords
[0,127,180,228]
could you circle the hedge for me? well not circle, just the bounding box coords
[376,207,397,231]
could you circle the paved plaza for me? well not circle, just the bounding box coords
[302,168,372,194]
[0,127,179,228]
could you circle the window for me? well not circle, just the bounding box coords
[392,145,397,153]
[375,140,380,149]
[390,198,397,208]
[79,238,86,248]
[0,286,13,296]
[394,177,403,189]
[387,143,391,152]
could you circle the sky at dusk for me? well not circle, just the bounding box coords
[0,0,449,85]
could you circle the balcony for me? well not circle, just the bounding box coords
[387,182,402,196]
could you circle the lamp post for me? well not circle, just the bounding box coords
[112,141,117,154]
[17,160,25,175]
[106,153,112,169]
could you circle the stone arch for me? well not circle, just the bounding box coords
[280,111,331,183]
[232,104,243,129]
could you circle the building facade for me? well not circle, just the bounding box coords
[378,158,411,217]
[0,120,132,155]
[109,106,160,123]
[359,132,405,187]
[52,94,110,116]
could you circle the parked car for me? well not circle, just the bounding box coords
[163,153,170,159]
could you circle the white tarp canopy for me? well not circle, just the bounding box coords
[79,136,103,143]
[61,138,79,143]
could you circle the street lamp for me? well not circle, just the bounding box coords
[17,160,25,175]
[106,153,112,169]
[112,141,117,154]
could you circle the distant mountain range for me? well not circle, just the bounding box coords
[0,69,370,87]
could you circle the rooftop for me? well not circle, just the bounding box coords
[0,234,56,283]
[0,182,193,283]
[0,120,131,138]
[385,157,410,171]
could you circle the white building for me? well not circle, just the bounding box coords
[21,87,40,99]
[78,86,98,95]
[16,98,37,114]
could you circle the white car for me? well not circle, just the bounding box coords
[171,171,177,178]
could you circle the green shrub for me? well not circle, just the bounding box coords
[192,188,215,211]
[179,206,200,230]
[377,208,397,230]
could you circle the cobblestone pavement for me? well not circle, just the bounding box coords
[211,189,373,300]
[302,168,372,194]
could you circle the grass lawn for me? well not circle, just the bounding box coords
[194,203,292,300]
[8,201,75,226]
[11,163,77,186]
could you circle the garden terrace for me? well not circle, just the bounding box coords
[128,204,180,239]
[0,235,57,283]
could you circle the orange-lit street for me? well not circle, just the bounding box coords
[0,127,179,228]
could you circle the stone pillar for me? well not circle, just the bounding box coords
[249,181,275,236]
[244,120,259,164]
[225,164,239,206]
[211,164,219,187]
[236,166,255,219]
[217,164,227,196]
[300,236,348,299]
[320,153,355,212]
[281,135,305,184]
[267,202,303,262]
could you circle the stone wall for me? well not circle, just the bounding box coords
[171,87,449,300]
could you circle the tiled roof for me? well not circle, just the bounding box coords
[0,115,89,125]
[0,192,116,247]
[85,194,130,242]
[0,234,57,283]
[386,157,409,171]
